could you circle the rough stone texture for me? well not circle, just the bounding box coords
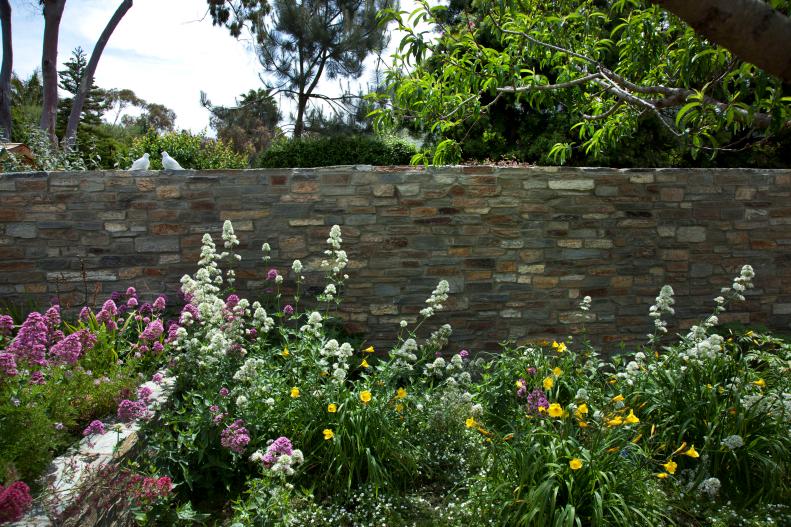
[1,167,790,352]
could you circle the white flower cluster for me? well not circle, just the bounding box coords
[420,280,450,318]
[422,323,453,352]
[318,339,354,382]
[720,264,755,302]
[681,334,724,363]
[423,350,472,386]
[292,259,303,274]
[742,392,791,423]
[300,311,323,337]
[720,435,744,450]
[579,295,592,311]
[391,338,418,371]
[222,220,239,250]
[699,477,721,498]
[321,225,348,277]
[233,357,267,384]
[261,242,271,262]
[648,285,675,342]
[252,302,275,333]
[250,448,304,476]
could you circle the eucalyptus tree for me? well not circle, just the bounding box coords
[376,0,791,163]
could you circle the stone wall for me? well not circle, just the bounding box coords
[1,166,790,352]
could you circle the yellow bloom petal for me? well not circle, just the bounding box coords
[363,345,375,353]
[753,379,766,388]
[663,460,677,474]
[543,377,554,390]
[612,394,625,402]
[359,390,372,404]
[327,403,337,413]
[290,387,300,398]
[624,409,640,424]
[684,445,700,458]
[557,343,567,353]
[396,387,407,399]
[575,403,589,416]
[607,416,623,427]
[281,346,289,357]
[548,403,563,417]
[466,417,476,428]
[323,428,334,440]
[552,340,560,349]
[552,367,563,377]
[656,472,669,479]
[569,458,583,470]
[395,403,404,413]
[360,359,369,368]
[578,420,588,428]
[672,442,687,456]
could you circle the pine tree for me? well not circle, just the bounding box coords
[56,47,108,133]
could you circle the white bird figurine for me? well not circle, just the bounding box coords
[161,151,184,170]
[128,152,150,171]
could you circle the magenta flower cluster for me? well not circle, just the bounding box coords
[0,314,14,336]
[262,436,293,467]
[5,312,51,366]
[526,388,550,415]
[83,419,106,436]
[0,481,32,523]
[220,419,251,454]
[140,319,164,341]
[117,399,149,422]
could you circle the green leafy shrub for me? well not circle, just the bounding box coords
[256,135,416,167]
[122,131,247,170]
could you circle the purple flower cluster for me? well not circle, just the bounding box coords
[0,481,32,523]
[96,300,119,330]
[140,319,164,341]
[78,306,92,322]
[152,372,164,384]
[516,378,528,398]
[0,353,17,376]
[44,305,61,329]
[266,268,279,281]
[165,322,181,344]
[0,314,14,336]
[50,329,96,365]
[137,386,153,403]
[219,387,229,397]
[225,294,240,309]
[117,399,149,423]
[526,388,549,415]
[29,371,45,385]
[220,419,250,454]
[83,419,106,436]
[262,436,293,467]
[283,305,294,316]
[152,296,166,311]
[5,312,50,366]
[179,304,199,325]
[459,349,470,359]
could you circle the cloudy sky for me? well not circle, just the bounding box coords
[9,0,409,133]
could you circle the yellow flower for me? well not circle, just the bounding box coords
[569,458,583,470]
[538,405,548,413]
[395,403,404,413]
[656,472,669,479]
[323,428,334,440]
[360,359,369,368]
[607,416,623,427]
[608,378,617,384]
[578,421,588,428]
[327,403,337,413]
[290,387,300,398]
[543,377,554,390]
[363,345,375,353]
[631,433,643,444]
[466,417,476,428]
[663,460,677,474]
[359,390,372,404]
[753,379,766,388]
[575,403,589,417]
[515,379,524,388]
[612,394,625,402]
[281,346,289,357]
[552,367,563,377]
[552,340,560,349]
[552,341,567,353]
[396,387,407,399]
[684,445,700,458]
[624,409,640,424]
[548,403,563,417]
[672,442,687,456]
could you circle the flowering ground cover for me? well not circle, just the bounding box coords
[3,222,790,526]
[110,222,788,527]
[0,289,171,523]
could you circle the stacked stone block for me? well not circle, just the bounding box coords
[1,166,789,352]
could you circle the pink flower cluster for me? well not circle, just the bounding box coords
[0,314,14,336]
[83,419,106,436]
[50,329,97,365]
[140,319,164,341]
[220,419,250,454]
[117,399,149,423]
[5,312,51,366]
[0,353,17,377]
[136,476,172,503]
[0,481,32,523]
[261,436,293,467]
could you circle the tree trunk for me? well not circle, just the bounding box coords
[39,0,66,146]
[0,0,12,141]
[651,0,791,82]
[293,94,307,139]
[63,0,133,149]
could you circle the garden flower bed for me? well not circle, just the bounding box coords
[0,290,172,524]
[3,221,790,526]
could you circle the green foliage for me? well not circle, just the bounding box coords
[124,131,247,170]
[2,124,89,172]
[256,135,416,167]
[377,0,791,165]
